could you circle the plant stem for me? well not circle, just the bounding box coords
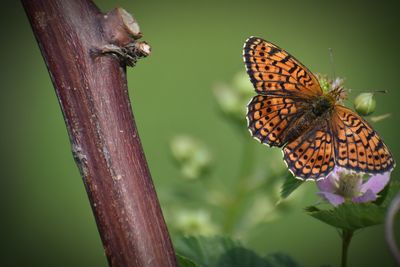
[385,192,400,265]
[238,132,256,181]
[341,229,354,267]
[222,132,255,234]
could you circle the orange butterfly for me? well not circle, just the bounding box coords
[243,36,395,180]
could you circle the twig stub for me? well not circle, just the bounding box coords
[99,41,151,67]
[103,7,142,46]
[100,7,151,67]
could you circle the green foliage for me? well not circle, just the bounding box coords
[280,173,303,199]
[168,72,299,237]
[375,180,400,206]
[170,135,212,180]
[174,236,301,267]
[213,72,254,121]
[174,236,240,266]
[307,181,399,233]
[264,253,304,267]
[305,202,386,231]
[176,254,199,267]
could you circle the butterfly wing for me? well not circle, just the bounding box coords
[332,105,395,173]
[247,95,304,147]
[283,119,335,180]
[243,36,323,98]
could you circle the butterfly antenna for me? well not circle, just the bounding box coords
[352,89,388,94]
[328,48,336,80]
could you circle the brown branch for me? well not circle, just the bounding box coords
[21,1,177,266]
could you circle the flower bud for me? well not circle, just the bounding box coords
[353,93,376,116]
[213,83,244,120]
[232,71,253,96]
[174,209,219,235]
[213,71,256,121]
[170,135,212,179]
[181,164,201,180]
[170,135,197,162]
[316,74,331,93]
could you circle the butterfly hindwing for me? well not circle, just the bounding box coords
[332,105,395,173]
[243,36,323,98]
[247,95,303,147]
[283,120,335,180]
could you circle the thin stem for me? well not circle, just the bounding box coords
[238,132,256,181]
[341,229,354,267]
[385,192,400,265]
[222,132,255,234]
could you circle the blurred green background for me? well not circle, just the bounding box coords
[1,0,400,266]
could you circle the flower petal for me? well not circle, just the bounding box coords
[316,170,339,192]
[352,189,377,203]
[361,172,391,194]
[317,192,345,207]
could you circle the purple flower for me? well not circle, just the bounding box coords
[316,167,391,206]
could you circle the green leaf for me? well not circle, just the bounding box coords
[264,252,303,267]
[280,173,303,199]
[376,180,400,206]
[176,254,199,267]
[174,236,240,267]
[217,247,274,267]
[306,202,386,231]
[304,206,319,213]
[174,236,300,267]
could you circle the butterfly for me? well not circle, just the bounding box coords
[243,36,395,180]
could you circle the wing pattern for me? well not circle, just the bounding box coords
[283,120,335,180]
[243,36,322,97]
[247,95,303,147]
[332,105,395,173]
[243,36,395,180]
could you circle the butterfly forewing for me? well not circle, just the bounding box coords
[243,37,323,98]
[332,105,395,173]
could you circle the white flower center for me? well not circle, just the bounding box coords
[336,172,363,198]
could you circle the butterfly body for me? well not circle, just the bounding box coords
[243,36,395,180]
[311,95,334,116]
[285,102,329,144]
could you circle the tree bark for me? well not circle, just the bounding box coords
[21,1,177,266]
